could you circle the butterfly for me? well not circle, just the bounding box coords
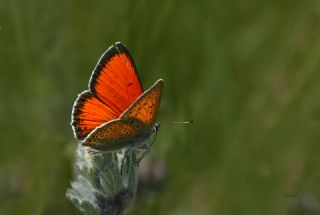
[71,42,163,153]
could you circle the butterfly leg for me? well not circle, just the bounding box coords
[136,147,151,166]
[135,144,151,165]
[135,127,159,164]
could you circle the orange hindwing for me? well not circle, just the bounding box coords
[121,79,163,125]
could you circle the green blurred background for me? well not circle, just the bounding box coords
[1,0,320,214]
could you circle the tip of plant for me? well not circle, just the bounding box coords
[67,145,139,215]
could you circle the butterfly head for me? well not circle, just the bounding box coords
[148,122,160,145]
[154,122,160,132]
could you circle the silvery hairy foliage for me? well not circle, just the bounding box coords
[66,145,140,215]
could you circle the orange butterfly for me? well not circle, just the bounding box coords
[71,42,163,152]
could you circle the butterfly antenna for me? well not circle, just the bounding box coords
[167,120,194,124]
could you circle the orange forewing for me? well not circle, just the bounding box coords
[72,91,118,139]
[89,42,143,115]
[72,42,144,139]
